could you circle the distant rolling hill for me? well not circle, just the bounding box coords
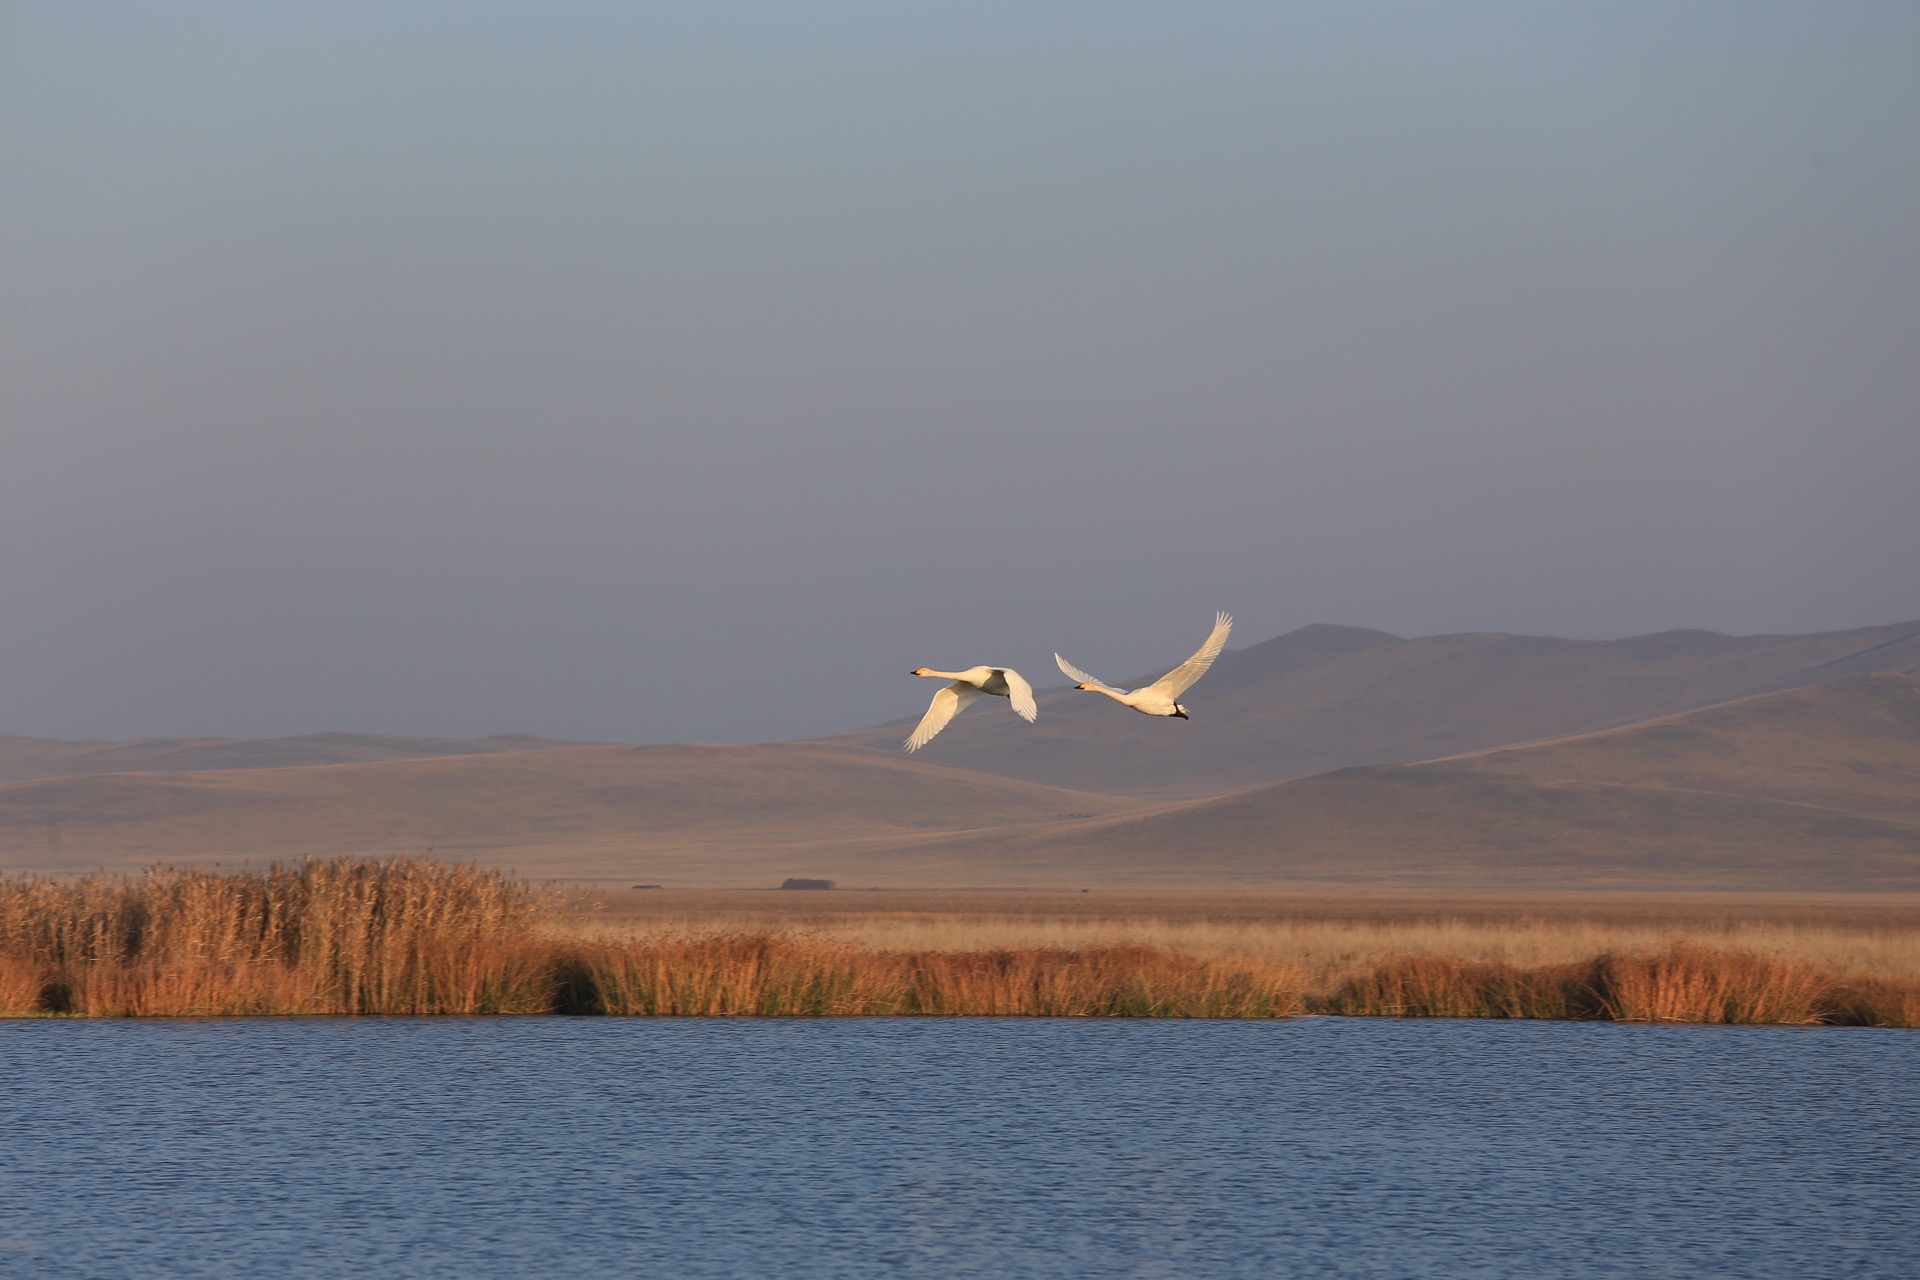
[831,619,1920,798]
[6,621,1919,892]
[846,675,1920,891]
[0,742,1140,883]
[0,731,590,785]
[1443,673,1920,824]
[6,676,1915,892]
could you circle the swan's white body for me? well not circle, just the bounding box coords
[1055,612,1232,719]
[904,665,1038,752]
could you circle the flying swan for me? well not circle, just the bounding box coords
[1055,612,1233,719]
[903,665,1038,752]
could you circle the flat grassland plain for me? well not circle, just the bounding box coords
[5,860,1915,1025]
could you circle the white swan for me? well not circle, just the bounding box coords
[904,665,1038,752]
[1055,612,1233,719]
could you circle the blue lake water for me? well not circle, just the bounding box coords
[0,1017,1914,1278]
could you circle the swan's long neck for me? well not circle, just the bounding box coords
[915,668,972,681]
[1081,684,1135,706]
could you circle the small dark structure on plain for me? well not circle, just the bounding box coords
[630,884,663,890]
[779,878,835,891]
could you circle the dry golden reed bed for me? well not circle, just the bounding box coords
[2,859,1915,1024]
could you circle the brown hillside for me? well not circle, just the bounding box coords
[831,619,1920,798]
[6,629,1917,892]
[0,741,1139,883]
[807,675,1920,891]
[1452,674,1920,823]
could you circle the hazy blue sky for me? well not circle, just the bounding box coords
[4,2,1917,743]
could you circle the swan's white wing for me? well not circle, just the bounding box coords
[1145,611,1233,699]
[1055,652,1124,695]
[998,667,1038,723]
[905,682,981,752]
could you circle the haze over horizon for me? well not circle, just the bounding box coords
[5,4,1917,745]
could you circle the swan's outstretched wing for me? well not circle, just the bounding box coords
[1055,652,1123,695]
[905,682,981,752]
[1146,612,1233,699]
[999,668,1038,722]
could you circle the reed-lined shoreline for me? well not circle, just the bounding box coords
[4,859,1915,1024]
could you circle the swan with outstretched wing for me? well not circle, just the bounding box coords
[903,665,1037,752]
[1055,612,1232,719]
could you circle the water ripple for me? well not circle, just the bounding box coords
[0,1018,1913,1278]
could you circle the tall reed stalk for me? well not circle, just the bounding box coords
[0,859,556,1016]
[3,860,1914,1024]
[577,937,1308,1017]
[1316,949,1886,1024]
